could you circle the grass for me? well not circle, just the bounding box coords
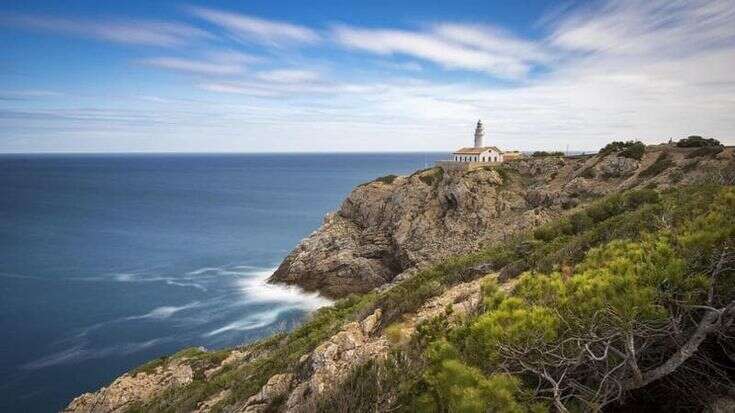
[358,174,399,187]
[132,292,379,413]
[130,347,228,377]
[639,151,674,178]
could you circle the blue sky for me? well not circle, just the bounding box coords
[1,0,734,153]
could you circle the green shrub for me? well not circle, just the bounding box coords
[600,140,645,160]
[423,341,536,413]
[416,185,735,412]
[531,151,564,157]
[639,151,674,178]
[676,135,721,147]
[375,174,398,184]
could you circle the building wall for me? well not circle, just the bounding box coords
[436,160,501,171]
[452,149,503,163]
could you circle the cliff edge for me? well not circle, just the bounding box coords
[269,144,734,297]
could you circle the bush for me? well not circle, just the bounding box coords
[531,151,564,157]
[424,341,536,413]
[639,152,673,178]
[375,174,398,184]
[600,140,645,160]
[686,145,724,159]
[676,135,721,148]
[418,186,735,412]
[620,142,646,160]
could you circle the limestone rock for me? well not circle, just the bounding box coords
[597,155,640,178]
[269,165,537,297]
[63,360,193,413]
[284,309,389,410]
[242,373,295,413]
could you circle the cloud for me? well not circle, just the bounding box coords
[332,25,532,78]
[2,0,734,153]
[1,13,212,47]
[206,50,263,64]
[189,6,320,46]
[256,69,321,83]
[140,57,243,75]
[550,0,735,56]
[432,23,551,63]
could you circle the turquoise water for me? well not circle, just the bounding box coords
[0,153,445,412]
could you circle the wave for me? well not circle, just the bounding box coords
[165,280,208,291]
[203,307,293,337]
[186,267,221,275]
[235,267,332,310]
[203,266,332,337]
[126,301,201,321]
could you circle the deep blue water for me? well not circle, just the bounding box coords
[0,152,445,412]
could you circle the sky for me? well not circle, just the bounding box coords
[1,0,734,153]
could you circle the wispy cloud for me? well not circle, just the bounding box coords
[550,0,735,56]
[331,23,545,79]
[256,69,321,83]
[140,57,244,75]
[1,13,212,47]
[189,6,320,46]
[433,23,552,63]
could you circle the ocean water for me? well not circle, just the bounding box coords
[0,152,445,412]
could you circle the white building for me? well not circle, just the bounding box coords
[451,120,504,163]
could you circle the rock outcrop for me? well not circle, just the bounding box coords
[63,359,194,413]
[269,166,539,297]
[248,274,513,412]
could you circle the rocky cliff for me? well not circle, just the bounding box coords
[65,143,735,413]
[269,144,735,297]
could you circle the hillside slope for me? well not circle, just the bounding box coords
[270,144,735,297]
[65,143,735,412]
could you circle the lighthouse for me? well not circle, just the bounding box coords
[474,120,484,148]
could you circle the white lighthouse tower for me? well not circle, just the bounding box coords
[474,120,484,148]
[446,120,504,165]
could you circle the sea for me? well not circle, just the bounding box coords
[0,152,446,412]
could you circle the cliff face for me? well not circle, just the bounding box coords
[269,165,537,297]
[270,144,735,297]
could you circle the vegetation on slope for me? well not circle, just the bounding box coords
[116,148,735,412]
[676,135,722,148]
[599,140,646,160]
[314,184,735,412]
